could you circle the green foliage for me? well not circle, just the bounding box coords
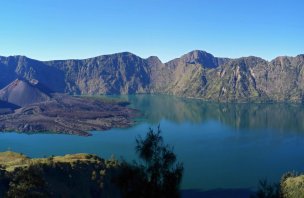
[0,167,9,197]
[0,153,121,198]
[280,172,304,198]
[6,166,48,198]
[0,129,184,198]
[116,126,184,198]
[252,172,304,198]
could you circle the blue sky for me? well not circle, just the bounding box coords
[0,0,303,62]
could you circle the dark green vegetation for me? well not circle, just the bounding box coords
[251,173,304,198]
[251,180,280,198]
[1,50,304,102]
[0,151,120,198]
[0,128,183,198]
[116,127,183,198]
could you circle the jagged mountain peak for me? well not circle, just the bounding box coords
[174,50,229,68]
[6,55,28,60]
[181,50,214,63]
[146,56,163,65]
[97,51,141,60]
[6,55,33,64]
[230,56,268,66]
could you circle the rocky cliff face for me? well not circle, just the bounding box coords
[0,56,66,93]
[45,52,152,95]
[1,51,304,102]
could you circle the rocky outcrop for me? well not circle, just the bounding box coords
[45,52,152,95]
[1,51,304,103]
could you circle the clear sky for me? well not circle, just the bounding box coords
[0,0,303,62]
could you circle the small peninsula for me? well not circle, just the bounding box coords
[0,79,137,136]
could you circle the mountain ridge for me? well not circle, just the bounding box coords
[1,50,304,102]
[3,50,302,63]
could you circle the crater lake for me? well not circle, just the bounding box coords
[1,94,304,194]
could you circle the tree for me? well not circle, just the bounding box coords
[0,166,9,197]
[116,126,184,198]
[251,179,280,198]
[6,165,48,198]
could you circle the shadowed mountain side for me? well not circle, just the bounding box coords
[0,100,20,114]
[1,51,304,102]
[0,56,66,92]
[122,94,304,133]
[0,100,19,109]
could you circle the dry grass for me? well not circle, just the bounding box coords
[0,151,103,172]
[282,175,304,198]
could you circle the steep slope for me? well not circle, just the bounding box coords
[45,52,152,94]
[1,51,304,103]
[0,79,51,107]
[156,50,230,97]
[265,55,304,102]
[0,56,18,89]
[200,57,270,102]
[154,52,304,102]
[0,56,65,92]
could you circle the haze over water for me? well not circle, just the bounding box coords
[1,95,304,191]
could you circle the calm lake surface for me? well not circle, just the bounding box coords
[1,95,304,192]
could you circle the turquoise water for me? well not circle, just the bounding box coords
[1,95,304,191]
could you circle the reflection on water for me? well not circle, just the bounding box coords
[1,94,304,192]
[119,94,304,132]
